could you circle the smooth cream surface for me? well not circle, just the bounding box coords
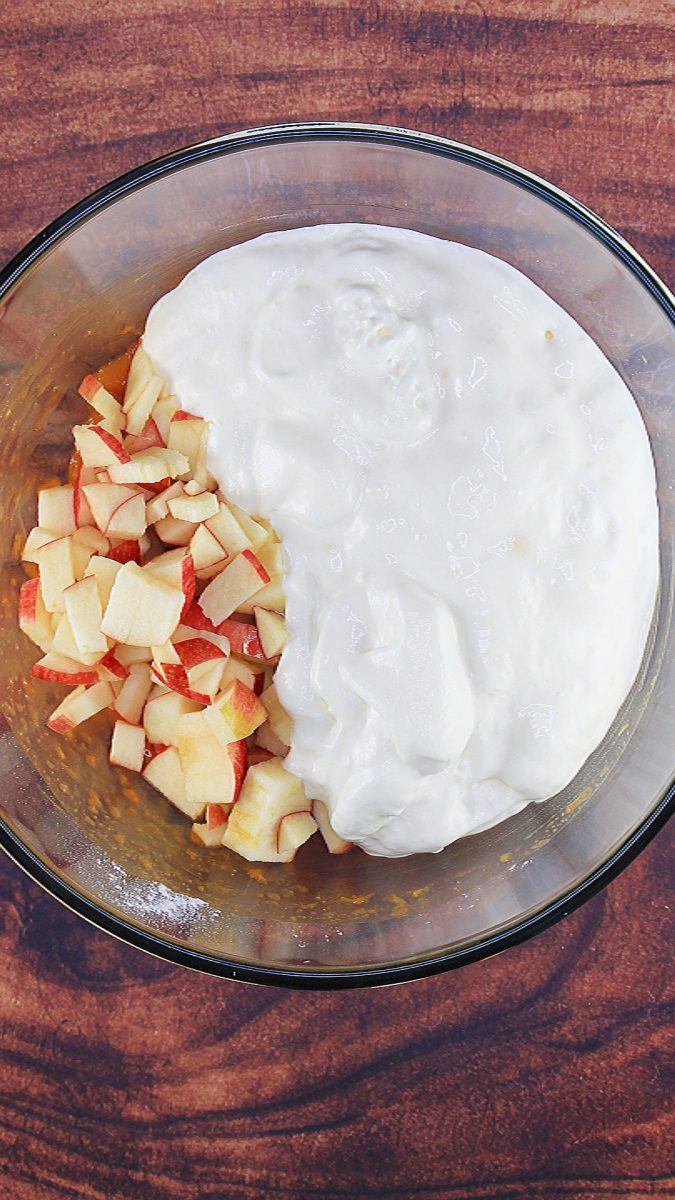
[144,224,659,856]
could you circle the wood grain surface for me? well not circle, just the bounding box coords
[1,3,674,1198]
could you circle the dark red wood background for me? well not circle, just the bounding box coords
[1,3,674,1198]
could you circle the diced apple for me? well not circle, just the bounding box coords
[167,414,208,482]
[188,523,227,574]
[174,637,227,671]
[73,525,109,555]
[98,648,129,681]
[254,607,287,659]
[108,447,189,485]
[256,541,284,577]
[107,494,147,541]
[204,502,255,556]
[47,679,117,733]
[152,661,209,705]
[38,486,76,536]
[145,480,185,524]
[153,515,196,546]
[22,527,57,564]
[143,745,202,819]
[37,535,76,613]
[204,677,267,747]
[186,657,226,701]
[167,490,219,523]
[260,682,292,745]
[51,612,104,666]
[18,578,54,652]
[110,720,145,772]
[107,538,142,564]
[248,746,275,765]
[142,689,201,745]
[277,811,318,855]
[255,720,289,757]
[115,643,153,666]
[225,501,269,550]
[83,483,140,534]
[123,345,154,411]
[145,548,195,614]
[220,656,262,694]
[101,561,183,646]
[236,575,285,616]
[221,758,310,863]
[312,800,353,854]
[125,375,163,436]
[176,710,247,811]
[73,463,96,527]
[172,623,231,656]
[84,555,123,607]
[191,821,226,847]
[199,550,270,626]
[123,417,164,455]
[31,651,99,685]
[79,374,124,426]
[152,396,180,443]
[73,424,130,468]
[114,661,152,724]
[63,575,107,654]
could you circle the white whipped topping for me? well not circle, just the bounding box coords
[143,224,659,856]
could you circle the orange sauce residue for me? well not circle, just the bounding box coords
[96,339,138,403]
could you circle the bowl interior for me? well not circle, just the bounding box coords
[0,130,673,981]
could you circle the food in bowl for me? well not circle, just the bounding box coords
[18,223,659,864]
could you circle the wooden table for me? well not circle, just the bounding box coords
[1,3,673,1197]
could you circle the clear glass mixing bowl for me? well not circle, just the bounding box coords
[0,123,672,987]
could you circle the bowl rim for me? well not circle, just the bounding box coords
[1,120,673,989]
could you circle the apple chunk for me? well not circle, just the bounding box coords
[47,680,117,733]
[254,607,287,659]
[18,578,53,652]
[142,745,201,819]
[32,652,99,686]
[37,485,76,536]
[63,575,107,654]
[101,561,183,646]
[114,662,152,724]
[37,535,76,613]
[110,720,146,772]
[198,550,270,626]
[260,682,293,745]
[312,800,353,854]
[204,678,266,746]
[108,447,189,485]
[221,758,313,863]
[74,424,130,468]
[143,689,201,745]
[176,710,247,810]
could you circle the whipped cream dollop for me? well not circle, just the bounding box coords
[144,224,659,856]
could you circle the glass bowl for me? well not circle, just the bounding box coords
[0,123,672,988]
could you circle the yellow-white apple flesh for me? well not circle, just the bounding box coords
[110,720,146,772]
[63,575,107,654]
[221,758,312,863]
[199,550,270,626]
[101,561,183,646]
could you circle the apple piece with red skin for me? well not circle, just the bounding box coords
[198,549,270,626]
[63,574,108,654]
[73,424,130,468]
[124,376,163,436]
[31,651,100,686]
[36,534,76,613]
[167,413,209,483]
[146,480,185,524]
[207,802,229,829]
[220,655,264,695]
[176,710,247,810]
[174,637,227,672]
[110,720,145,772]
[123,418,164,455]
[145,548,195,616]
[122,345,154,411]
[254,607,287,659]
[221,758,311,863]
[115,643,152,666]
[72,524,109,556]
[18,578,54,652]
[83,483,142,534]
[152,396,180,443]
[79,374,124,427]
[98,648,129,681]
[51,612,104,666]
[204,678,267,747]
[204,502,255,556]
[38,485,77,536]
[114,662,152,724]
[225,501,269,551]
[312,800,353,855]
[186,657,226,702]
[142,745,203,820]
[248,746,275,766]
[22,527,58,564]
[191,821,226,847]
[107,539,142,564]
[189,523,228,574]
[143,689,202,746]
[101,561,183,646]
[236,575,285,616]
[108,447,189,485]
[172,623,231,657]
[73,463,97,527]
[46,679,118,733]
[152,661,210,705]
[168,491,219,523]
